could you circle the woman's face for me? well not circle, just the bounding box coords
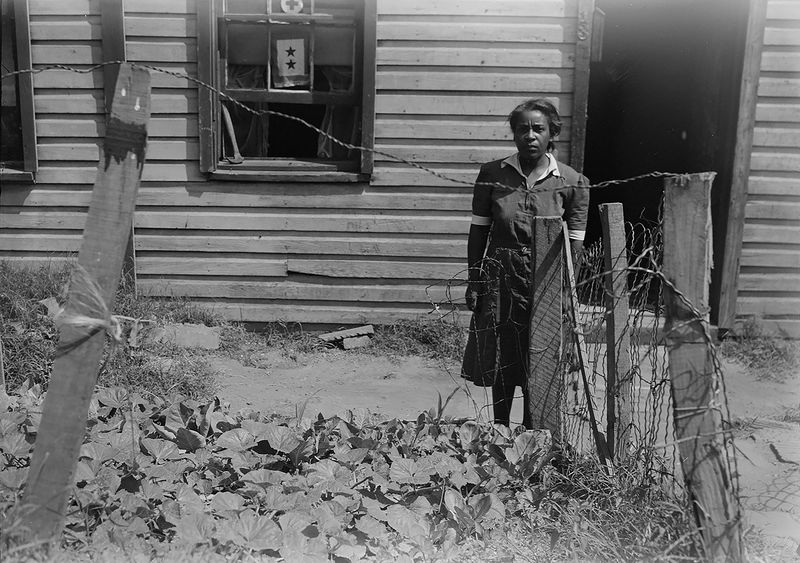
[513,110,551,163]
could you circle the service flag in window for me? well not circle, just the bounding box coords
[272,38,309,88]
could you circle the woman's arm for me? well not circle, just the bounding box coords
[564,174,590,271]
[466,224,490,311]
[466,165,493,311]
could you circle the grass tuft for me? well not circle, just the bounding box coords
[0,261,220,398]
[369,318,465,361]
[531,455,699,561]
[99,345,220,401]
[720,318,798,382]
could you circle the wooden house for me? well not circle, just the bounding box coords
[1,0,798,336]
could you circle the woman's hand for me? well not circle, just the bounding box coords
[465,282,481,312]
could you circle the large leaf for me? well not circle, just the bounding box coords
[219,509,282,551]
[386,504,429,544]
[174,484,205,515]
[305,458,349,487]
[262,424,302,454]
[468,493,505,527]
[140,438,180,463]
[175,513,216,546]
[210,491,245,514]
[240,420,270,441]
[279,514,327,563]
[443,489,466,518]
[334,445,369,466]
[0,433,32,458]
[389,458,432,486]
[355,514,388,539]
[175,427,206,452]
[241,468,285,489]
[163,403,193,435]
[216,428,256,452]
[96,387,129,409]
[313,501,347,535]
[505,430,552,477]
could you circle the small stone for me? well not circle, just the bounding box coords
[341,335,372,350]
[148,323,221,350]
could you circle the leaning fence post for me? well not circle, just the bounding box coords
[662,172,743,561]
[528,217,564,440]
[22,64,151,542]
[599,203,632,461]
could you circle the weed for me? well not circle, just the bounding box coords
[1,261,221,397]
[370,318,466,361]
[720,318,798,382]
[0,262,68,390]
[114,274,224,327]
[531,455,700,561]
[98,345,220,401]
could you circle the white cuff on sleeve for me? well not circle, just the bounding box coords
[471,214,492,226]
[568,229,585,241]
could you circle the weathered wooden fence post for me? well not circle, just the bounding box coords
[599,203,632,461]
[662,173,743,561]
[528,217,564,439]
[22,63,151,541]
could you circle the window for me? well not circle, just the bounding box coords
[198,0,375,180]
[0,0,36,181]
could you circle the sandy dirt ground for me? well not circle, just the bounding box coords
[211,346,800,554]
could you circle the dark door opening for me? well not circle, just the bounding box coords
[583,0,750,323]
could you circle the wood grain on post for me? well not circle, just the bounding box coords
[599,203,632,460]
[528,217,564,440]
[663,173,743,561]
[22,64,151,542]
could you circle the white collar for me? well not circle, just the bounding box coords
[501,152,561,184]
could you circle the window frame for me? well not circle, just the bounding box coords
[1,0,37,182]
[197,0,376,182]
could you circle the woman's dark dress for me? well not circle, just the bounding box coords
[461,154,589,388]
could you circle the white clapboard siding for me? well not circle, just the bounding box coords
[738,0,800,337]
[373,0,579,182]
[0,0,582,325]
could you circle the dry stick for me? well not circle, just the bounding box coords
[662,173,743,562]
[599,203,633,461]
[21,63,151,542]
[563,222,613,473]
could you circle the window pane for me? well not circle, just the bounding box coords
[226,23,268,88]
[270,0,310,16]
[315,0,359,20]
[221,101,269,158]
[314,26,354,92]
[225,0,267,14]
[270,29,310,89]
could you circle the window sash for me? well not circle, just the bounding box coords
[0,0,36,176]
[197,0,374,177]
[218,18,359,102]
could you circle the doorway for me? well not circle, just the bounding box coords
[583,0,750,323]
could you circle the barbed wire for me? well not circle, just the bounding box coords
[1,61,685,195]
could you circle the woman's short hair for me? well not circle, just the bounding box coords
[508,99,562,150]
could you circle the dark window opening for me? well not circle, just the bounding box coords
[1,0,23,168]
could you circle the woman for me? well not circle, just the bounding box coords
[461,99,589,428]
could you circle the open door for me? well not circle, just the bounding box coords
[583,0,750,323]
